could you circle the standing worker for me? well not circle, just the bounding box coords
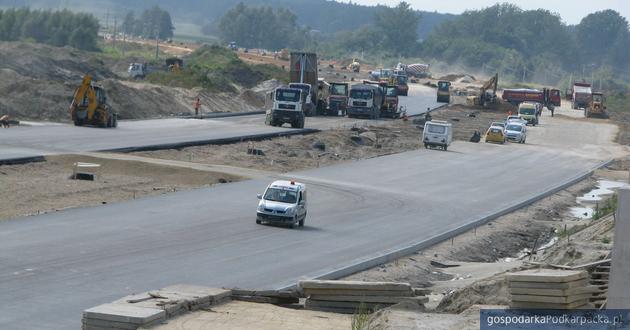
[194,97,201,118]
[0,114,10,128]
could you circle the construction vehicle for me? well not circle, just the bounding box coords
[393,73,409,96]
[350,59,360,73]
[165,57,183,73]
[290,52,318,117]
[585,92,607,118]
[327,82,349,116]
[364,80,400,118]
[347,83,384,119]
[437,80,451,103]
[228,41,237,51]
[127,63,147,79]
[502,88,561,110]
[69,74,117,128]
[405,63,430,78]
[468,73,498,107]
[572,82,592,110]
[265,87,305,128]
[316,79,330,115]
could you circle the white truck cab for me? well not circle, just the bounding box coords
[423,120,453,151]
[256,180,307,228]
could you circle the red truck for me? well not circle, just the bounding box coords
[502,88,561,110]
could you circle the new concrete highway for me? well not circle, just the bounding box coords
[0,130,609,328]
[0,84,439,163]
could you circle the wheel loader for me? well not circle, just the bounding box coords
[69,74,117,128]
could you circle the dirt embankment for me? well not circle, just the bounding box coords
[0,155,239,221]
[135,121,424,173]
[0,42,274,121]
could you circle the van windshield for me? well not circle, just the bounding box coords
[519,108,535,115]
[276,90,300,102]
[427,124,446,134]
[350,90,373,99]
[263,188,297,204]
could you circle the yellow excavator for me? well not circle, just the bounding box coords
[467,73,498,108]
[69,74,117,128]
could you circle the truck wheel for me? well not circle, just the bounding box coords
[256,219,261,224]
[299,214,305,227]
[113,116,118,128]
[74,119,83,126]
[443,145,448,151]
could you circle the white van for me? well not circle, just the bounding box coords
[256,180,307,228]
[423,120,453,151]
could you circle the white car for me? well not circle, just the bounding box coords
[506,115,528,126]
[256,180,307,228]
[504,122,527,143]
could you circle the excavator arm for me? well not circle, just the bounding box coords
[70,74,98,120]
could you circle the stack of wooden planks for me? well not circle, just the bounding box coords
[299,280,428,314]
[508,269,598,309]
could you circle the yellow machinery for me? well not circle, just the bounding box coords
[350,59,360,72]
[468,73,498,107]
[69,74,117,128]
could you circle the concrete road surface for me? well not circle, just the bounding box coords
[0,116,612,328]
[0,84,440,163]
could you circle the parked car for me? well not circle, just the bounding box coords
[485,126,507,144]
[256,180,307,228]
[504,123,527,143]
[423,120,453,151]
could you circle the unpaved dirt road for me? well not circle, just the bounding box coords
[0,154,241,221]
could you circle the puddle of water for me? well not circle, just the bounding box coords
[568,180,627,219]
[576,180,626,202]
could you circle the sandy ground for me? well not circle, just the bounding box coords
[152,300,350,330]
[0,154,240,221]
[134,120,424,173]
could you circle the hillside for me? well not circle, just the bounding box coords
[7,0,455,39]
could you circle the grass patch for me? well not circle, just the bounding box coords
[97,41,167,64]
[593,194,617,220]
[145,45,287,92]
[558,224,589,239]
[351,303,371,330]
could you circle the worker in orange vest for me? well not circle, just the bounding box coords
[194,97,201,117]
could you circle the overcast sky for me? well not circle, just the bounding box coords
[347,0,630,24]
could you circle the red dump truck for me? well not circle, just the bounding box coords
[502,88,561,110]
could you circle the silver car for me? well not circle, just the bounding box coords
[256,180,307,228]
[504,123,527,143]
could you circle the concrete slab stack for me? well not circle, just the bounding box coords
[299,280,428,314]
[507,269,598,309]
[82,285,231,330]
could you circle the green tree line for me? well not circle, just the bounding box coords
[122,6,174,40]
[0,8,99,50]
[216,3,314,50]
[420,4,630,83]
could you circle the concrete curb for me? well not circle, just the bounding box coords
[177,110,266,120]
[0,155,45,166]
[100,128,321,153]
[277,158,613,290]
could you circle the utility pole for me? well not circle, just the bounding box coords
[155,31,159,61]
[522,67,526,82]
[113,17,117,50]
